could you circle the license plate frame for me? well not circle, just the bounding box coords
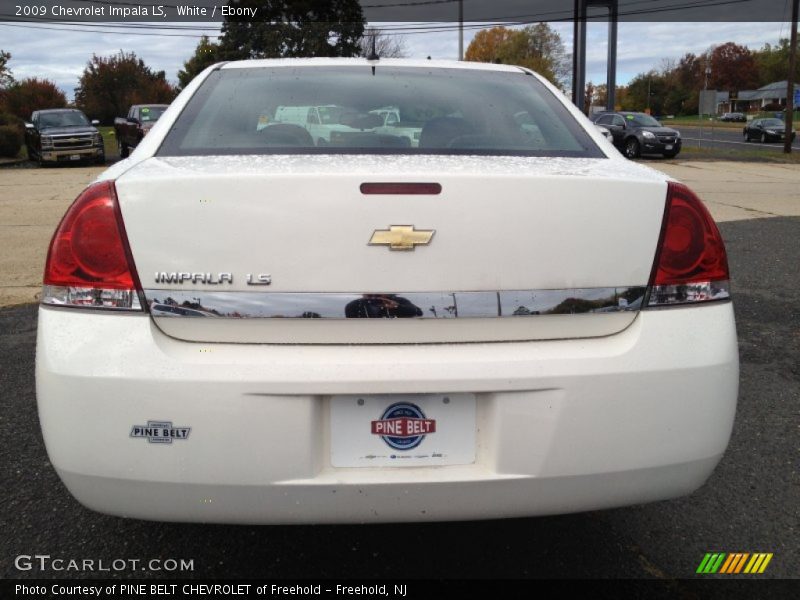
[69,154,81,161]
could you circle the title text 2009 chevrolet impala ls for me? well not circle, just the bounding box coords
[36,59,737,523]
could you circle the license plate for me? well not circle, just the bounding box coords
[330,393,476,468]
[69,154,81,161]
[665,144,673,150]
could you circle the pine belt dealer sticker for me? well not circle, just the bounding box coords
[130,421,191,444]
[371,402,436,450]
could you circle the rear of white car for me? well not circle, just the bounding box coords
[36,59,737,523]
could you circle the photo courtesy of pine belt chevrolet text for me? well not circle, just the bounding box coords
[35,58,738,523]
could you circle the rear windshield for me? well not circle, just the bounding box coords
[39,111,89,128]
[140,106,167,122]
[626,114,661,127]
[158,66,604,158]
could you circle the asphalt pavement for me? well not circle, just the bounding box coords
[677,125,800,153]
[1,217,798,583]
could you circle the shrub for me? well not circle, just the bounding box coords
[0,111,23,128]
[0,124,23,157]
[2,78,67,121]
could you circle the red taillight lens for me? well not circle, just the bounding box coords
[43,181,142,310]
[647,182,730,307]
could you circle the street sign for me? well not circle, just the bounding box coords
[699,90,718,116]
[794,88,800,106]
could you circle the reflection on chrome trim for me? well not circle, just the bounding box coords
[143,287,647,319]
[645,280,730,307]
[43,285,143,311]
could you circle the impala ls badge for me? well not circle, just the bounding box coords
[369,226,435,251]
[153,272,271,285]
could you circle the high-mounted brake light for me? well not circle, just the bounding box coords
[360,183,442,195]
[42,181,143,310]
[646,182,730,307]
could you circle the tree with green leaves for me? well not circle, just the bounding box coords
[218,0,365,60]
[75,51,177,125]
[178,35,220,90]
[0,50,13,89]
[754,38,800,86]
[620,71,666,114]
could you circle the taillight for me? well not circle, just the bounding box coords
[646,182,730,307]
[42,181,143,310]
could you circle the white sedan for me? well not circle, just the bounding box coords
[36,59,738,523]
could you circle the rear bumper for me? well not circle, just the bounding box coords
[36,302,738,523]
[765,132,795,142]
[642,138,681,155]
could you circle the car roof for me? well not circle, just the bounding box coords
[595,111,645,117]
[220,57,526,74]
[37,108,83,113]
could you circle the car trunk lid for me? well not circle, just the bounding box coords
[115,155,668,344]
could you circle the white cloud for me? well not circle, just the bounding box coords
[0,20,789,101]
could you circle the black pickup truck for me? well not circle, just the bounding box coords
[24,108,105,166]
[114,104,169,158]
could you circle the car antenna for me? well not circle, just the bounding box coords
[367,32,379,75]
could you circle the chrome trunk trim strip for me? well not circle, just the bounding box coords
[143,287,647,319]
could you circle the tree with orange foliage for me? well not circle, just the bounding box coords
[465,24,570,90]
[2,78,67,121]
[465,26,516,63]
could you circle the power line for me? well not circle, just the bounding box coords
[0,21,218,37]
[0,0,763,40]
[67,0,467,9]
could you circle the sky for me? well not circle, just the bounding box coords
[0,20,792,101]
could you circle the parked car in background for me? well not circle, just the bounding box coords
[594,124,614,142]
[369,106,423,147]
[743,118,796,143]
[269,105,382,146]
[114,104,169,158]
[593,111,681,159]
[25,109,104,166]
[36,59,736,524]
[719,112,746,122]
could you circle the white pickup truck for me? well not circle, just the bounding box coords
[270,105,373,146]
[369,106,423,147]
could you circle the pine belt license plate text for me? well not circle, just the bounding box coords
[330,394,476,468]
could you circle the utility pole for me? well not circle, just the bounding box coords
[458,0,464,61]
[784,0,798,154]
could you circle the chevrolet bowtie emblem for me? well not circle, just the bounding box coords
[369,225,435,251]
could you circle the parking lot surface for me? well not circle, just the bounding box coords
[1,160,799,308]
